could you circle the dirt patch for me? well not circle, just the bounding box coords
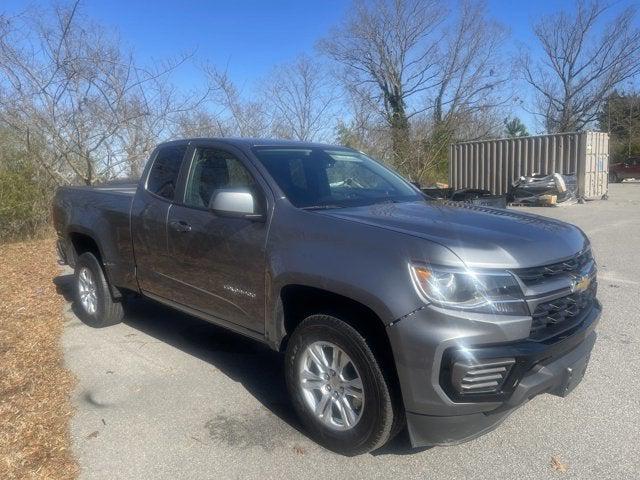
[0,239,77,479]
[204,408,297,451]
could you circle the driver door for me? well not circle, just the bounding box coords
[164,143,269,334]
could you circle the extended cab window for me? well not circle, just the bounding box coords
[146,145,187,200]
[184,148,257,208]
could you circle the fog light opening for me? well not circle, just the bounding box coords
[451,357,515,394]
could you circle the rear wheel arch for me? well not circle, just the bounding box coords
[74,251,124,327]
[67,230,122,298]
[68,230,104,264]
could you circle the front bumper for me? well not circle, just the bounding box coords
[388,300,600,447]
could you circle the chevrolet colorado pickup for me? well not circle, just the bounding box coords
[53,138,600,455]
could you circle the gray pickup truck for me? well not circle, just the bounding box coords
[53,138,600,455]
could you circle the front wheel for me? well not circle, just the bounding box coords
[285,315,402,455]
[74,252,124,327]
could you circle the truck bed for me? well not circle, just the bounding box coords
[52,180,139,292]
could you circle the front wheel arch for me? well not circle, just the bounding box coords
[285,314,404,455]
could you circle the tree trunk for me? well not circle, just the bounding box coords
[85,152,93,186]
[388,96,411,177]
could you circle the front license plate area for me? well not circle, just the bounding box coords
[552,354,591,397]
[552,356,590,397]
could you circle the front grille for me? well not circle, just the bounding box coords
[530,281,597,338]
[516,249,593,285]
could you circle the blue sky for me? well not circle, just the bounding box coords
[2,0,638,132]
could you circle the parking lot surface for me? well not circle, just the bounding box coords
[60,183,640,479]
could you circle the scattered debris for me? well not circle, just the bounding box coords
[189,435,207,445]
[86,431,99,440]
[293,445,306,455]
[509,173,579,206]
[551,455,568,473]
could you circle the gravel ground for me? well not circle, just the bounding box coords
[60,183,640,479]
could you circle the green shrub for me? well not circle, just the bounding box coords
[0,165,51,242]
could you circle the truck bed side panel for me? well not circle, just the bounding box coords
[53,185,138,292]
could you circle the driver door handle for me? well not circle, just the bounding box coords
[169,220,192,233]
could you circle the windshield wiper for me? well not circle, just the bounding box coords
[300,204,346,210]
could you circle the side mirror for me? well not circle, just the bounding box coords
[209,189,264,221]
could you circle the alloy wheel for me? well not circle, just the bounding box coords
[298,341,365,431]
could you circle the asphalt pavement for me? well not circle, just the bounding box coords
[60,182,640,479]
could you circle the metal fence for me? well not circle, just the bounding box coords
[449,131,609,200]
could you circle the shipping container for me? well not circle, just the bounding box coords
[449,131,609,200]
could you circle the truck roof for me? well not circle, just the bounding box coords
[156,137,354,150]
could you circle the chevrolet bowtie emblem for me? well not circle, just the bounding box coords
[571,275,591,293]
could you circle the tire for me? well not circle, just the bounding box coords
[285,315,403,455]
[74,252,124,327]
[609,172,621,183]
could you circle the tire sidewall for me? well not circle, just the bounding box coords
[74,253,110,327]
[285,316,392,455]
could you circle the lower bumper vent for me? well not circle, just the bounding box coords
[451,358,515,394]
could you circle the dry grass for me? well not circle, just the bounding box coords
[0,239,77,479]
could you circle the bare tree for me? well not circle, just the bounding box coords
[205,67,270,138]
[521,0,640,133]
[416,0,508,182]
[335,85,392,158]
[431,0,507,126]
[0,2,206,184]
[320,0,508,181]
[175,105,229,139]
[319,0,445,171]
[263,55,338,141]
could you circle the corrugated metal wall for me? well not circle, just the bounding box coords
[449,131,609,199]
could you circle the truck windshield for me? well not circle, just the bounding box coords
[252,147,421,209]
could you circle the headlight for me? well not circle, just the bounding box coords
[409,264,528,315]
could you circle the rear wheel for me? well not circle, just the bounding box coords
[74,252,124,327]
[285,314,402,455]
[609,172,621,183]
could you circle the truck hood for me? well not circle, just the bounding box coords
[321,200,588,269]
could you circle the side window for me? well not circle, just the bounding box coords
[184,148,257,208]
[146,145,187,200]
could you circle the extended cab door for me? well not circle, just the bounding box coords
[131,143,188,299]
[164,143,270,334]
